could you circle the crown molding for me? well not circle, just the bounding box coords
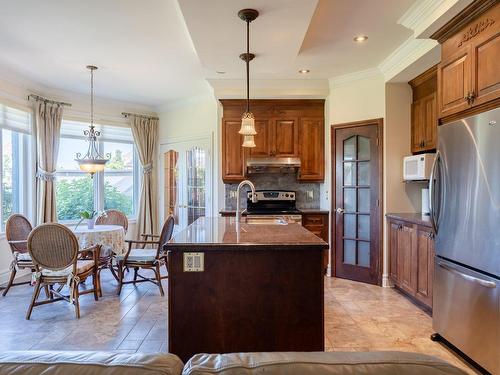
[328,68,382,87]
[378,37,439,82]
[398,0,474,38]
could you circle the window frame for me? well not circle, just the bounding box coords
[56,121,140,224]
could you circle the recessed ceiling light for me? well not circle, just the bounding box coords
[216,71,226,74]
[299,69,310,74]
[353,35,368,42]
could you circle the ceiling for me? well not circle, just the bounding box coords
[0,0,418,108]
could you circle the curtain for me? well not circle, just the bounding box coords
[131,116,159,237]
[35,102,63,224]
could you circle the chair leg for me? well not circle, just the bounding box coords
[116,261,124,295]
[74,283,81,319]
[2,268,16,297]
[133,267,139,282]
[26,279,42,320]
[43,285,50,300]
[93,269,99,301]
[109,259,119,282]
[49,285,54,300]
[156,264,165,296]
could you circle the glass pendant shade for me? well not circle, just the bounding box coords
[239,112,257,135]
[242,135,256,148]
[77,160,107,174]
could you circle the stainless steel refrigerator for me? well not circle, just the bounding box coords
[430,106,499,375]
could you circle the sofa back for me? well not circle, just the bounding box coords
[0,351,184,375]
[182,352,468,375]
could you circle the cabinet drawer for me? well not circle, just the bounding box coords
[302,214,325,225]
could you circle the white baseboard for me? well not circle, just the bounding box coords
[382,274,392,288]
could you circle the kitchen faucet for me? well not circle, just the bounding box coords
[236,179,257,225]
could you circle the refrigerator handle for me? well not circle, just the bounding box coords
[438,262,497,288]
[428,151,440,234]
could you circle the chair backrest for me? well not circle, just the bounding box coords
[158,215,175,252]
[5,214,32,254]
[28,223,79,271]
[95,209,129,233]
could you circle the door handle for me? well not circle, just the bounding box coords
[428,150,440,234]
[438,262,496,289]
[336,207,344,214]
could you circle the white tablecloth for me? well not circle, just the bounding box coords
[72,225,126,257]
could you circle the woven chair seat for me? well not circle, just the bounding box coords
[16,253,32,261]
[116,249,157,263]
[41,260,95,277]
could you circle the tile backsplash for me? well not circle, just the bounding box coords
[224,174,320,210]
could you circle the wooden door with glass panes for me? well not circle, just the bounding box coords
[334,121,381,285]
[160,137,212,235]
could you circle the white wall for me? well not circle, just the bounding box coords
[0,73,156,285]
[157,94,220,218]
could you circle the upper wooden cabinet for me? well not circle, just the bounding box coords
[432,1,500,120]
[298,117,324,181]
[222,118,246,183]
[220,100,325,183]
[409,66,438,153]
[249,118,298,158]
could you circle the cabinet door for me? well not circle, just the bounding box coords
[249,120,271,157]
[302,213,329,273]
[437,47,472,118]
[273,118,298,157]
[415,226,435,308]
[398,224,415,296]
[422,93,437,150]
[471,30,500,107]
[411,99,424,153]
[298,117,324,181]
[389,221,400,285]
[222,119,246,183]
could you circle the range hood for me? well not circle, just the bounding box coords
[246,157,301,174]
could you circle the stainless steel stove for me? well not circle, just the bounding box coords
[245,190,302,224]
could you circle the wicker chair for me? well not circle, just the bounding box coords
[3,214,35,296]
[94,209,129,294]
[26,223,99,319]
[116,216,174,296]
[95,209,129,233]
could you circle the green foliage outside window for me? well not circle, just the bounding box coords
[56,177,133,221]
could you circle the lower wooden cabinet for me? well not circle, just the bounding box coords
[388,218,435,311]
[302,212,329,273]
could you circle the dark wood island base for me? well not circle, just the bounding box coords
[165,217,328,362]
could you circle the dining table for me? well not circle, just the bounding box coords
[72,224,126,257]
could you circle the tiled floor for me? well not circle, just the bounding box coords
[0,272,477,373]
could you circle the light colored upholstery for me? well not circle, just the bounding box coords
[182,352,467,375]
[116,249,157,262]
[16,253,32,261]
[41,260,94,277]
[0,351,184,375]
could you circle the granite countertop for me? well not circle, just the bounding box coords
[165,217,329,249]
[386,213,433,228]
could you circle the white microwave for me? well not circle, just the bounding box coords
[403,153,436,181]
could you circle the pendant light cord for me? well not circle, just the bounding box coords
[90,68,94,128]
[246,19,250,114]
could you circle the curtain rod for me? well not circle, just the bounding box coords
[122,112,159,120]
[27,94,72,107]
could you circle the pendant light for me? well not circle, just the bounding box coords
[75,65,110,177]
[238,8,259,147]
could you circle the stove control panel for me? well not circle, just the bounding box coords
[247,191,296,201]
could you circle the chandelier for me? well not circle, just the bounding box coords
[75,65,110,177]
[238,8,259,148]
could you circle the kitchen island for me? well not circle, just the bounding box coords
[165,216,328,362]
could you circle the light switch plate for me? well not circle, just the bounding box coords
[183,252,204,272]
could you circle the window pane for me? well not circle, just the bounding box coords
[2,129,22,228]
[103,142,134,216]
[56,175,94,220]
[56,137,94,220]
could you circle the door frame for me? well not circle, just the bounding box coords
[158,133,214,231]
[330,118,384,285]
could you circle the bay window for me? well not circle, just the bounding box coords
[56,120,139,222]
[0,104,32,231]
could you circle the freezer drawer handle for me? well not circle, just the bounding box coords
[438,262,496,289]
